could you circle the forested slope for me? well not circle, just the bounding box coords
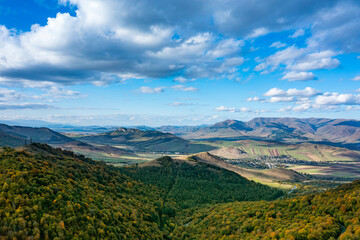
[173,180,360,239]
[122,157,284,209]
[0,143,164,239]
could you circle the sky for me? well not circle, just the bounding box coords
[0,0,360,126]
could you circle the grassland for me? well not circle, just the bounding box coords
[202,139,360,162]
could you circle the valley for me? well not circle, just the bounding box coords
[1,117,360,239]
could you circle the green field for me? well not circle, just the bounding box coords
[290,163,360,179]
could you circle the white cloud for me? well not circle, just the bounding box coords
[174,77,194,83]
[281,71,316,81]
[315,93,360,105]
[171,85,199,92]
[138,86,165,94]
[215,105,251,112]
[289,29,305,38]
[308,1,360,52]
[287,50,340,71]
[247,27,269,38]
[270,41,287,48]
[268,96,294,103]
[255,46,340,77]
[0,88,25,102]
[264,87,320,97]
[246,96,261,102]
[0,0,357,90]
[168,102,193,106]
[0,103,53,110]
[287,87,320,97]
[263,88,286,97]
[352,75,360,81]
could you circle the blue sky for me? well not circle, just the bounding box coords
[0,0,359,126]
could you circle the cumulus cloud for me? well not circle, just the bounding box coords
[263,88,286,97]
[281,71,316,81]
[174,77,194,83]
[277,90,360,113]
[352,75,360,81]
[0,0,357,87]
[270,41,287,48]
[315,93,360,105]
[171,85,199,92]
[307,1,360,52]
[247,27,269,38]
[246,96,261,102]
[255,46,340,77]
[264,87,320,97]
[286,50,340,71]
[259,87,321,105]
[0,88,26,102]
[215,105,251,112]
[289,29,305,38]
[268,96,294,103]
[138,86,165,94]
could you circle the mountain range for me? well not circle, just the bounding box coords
[154,118,360,147]
[74,127,215,153]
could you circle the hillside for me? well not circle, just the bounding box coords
[122,156,283,209]
[0,131,25,147]
[76,127,215,153]
[0,143,165,239]
[207,140,360,162]
[1,143,360,239]
[173,180,360,239]
[0,124,73,144]
[0,123,133,159]
[181,118,360,147]
[52,140,133,157]
[192,152,305,185]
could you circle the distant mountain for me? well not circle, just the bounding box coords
[0,123,73,144]
[52,140,133,156]
[182,118,360,146]
[153,125,208,136]
[76,127,215,153]
[0,123,132,157]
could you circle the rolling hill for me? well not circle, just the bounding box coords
[191,152,305,184]
[0,131,26,147]
[180,118,360,147]
[0,123,133,158]
[207,140,360,162]
[0,123,73,144]
[173,179,360,239]
[122,156,284,209]
[2,143,360,239]
[0,143,165,239]
[76,127,215,153]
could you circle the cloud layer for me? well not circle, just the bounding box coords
[0,0,359,87]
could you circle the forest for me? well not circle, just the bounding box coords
[0,144,360,239]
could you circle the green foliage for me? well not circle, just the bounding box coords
[2,144,360,240]
[0,132,25,148]
[173,180,360,240]
[122,157,283,209]
[0,143,164,239]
